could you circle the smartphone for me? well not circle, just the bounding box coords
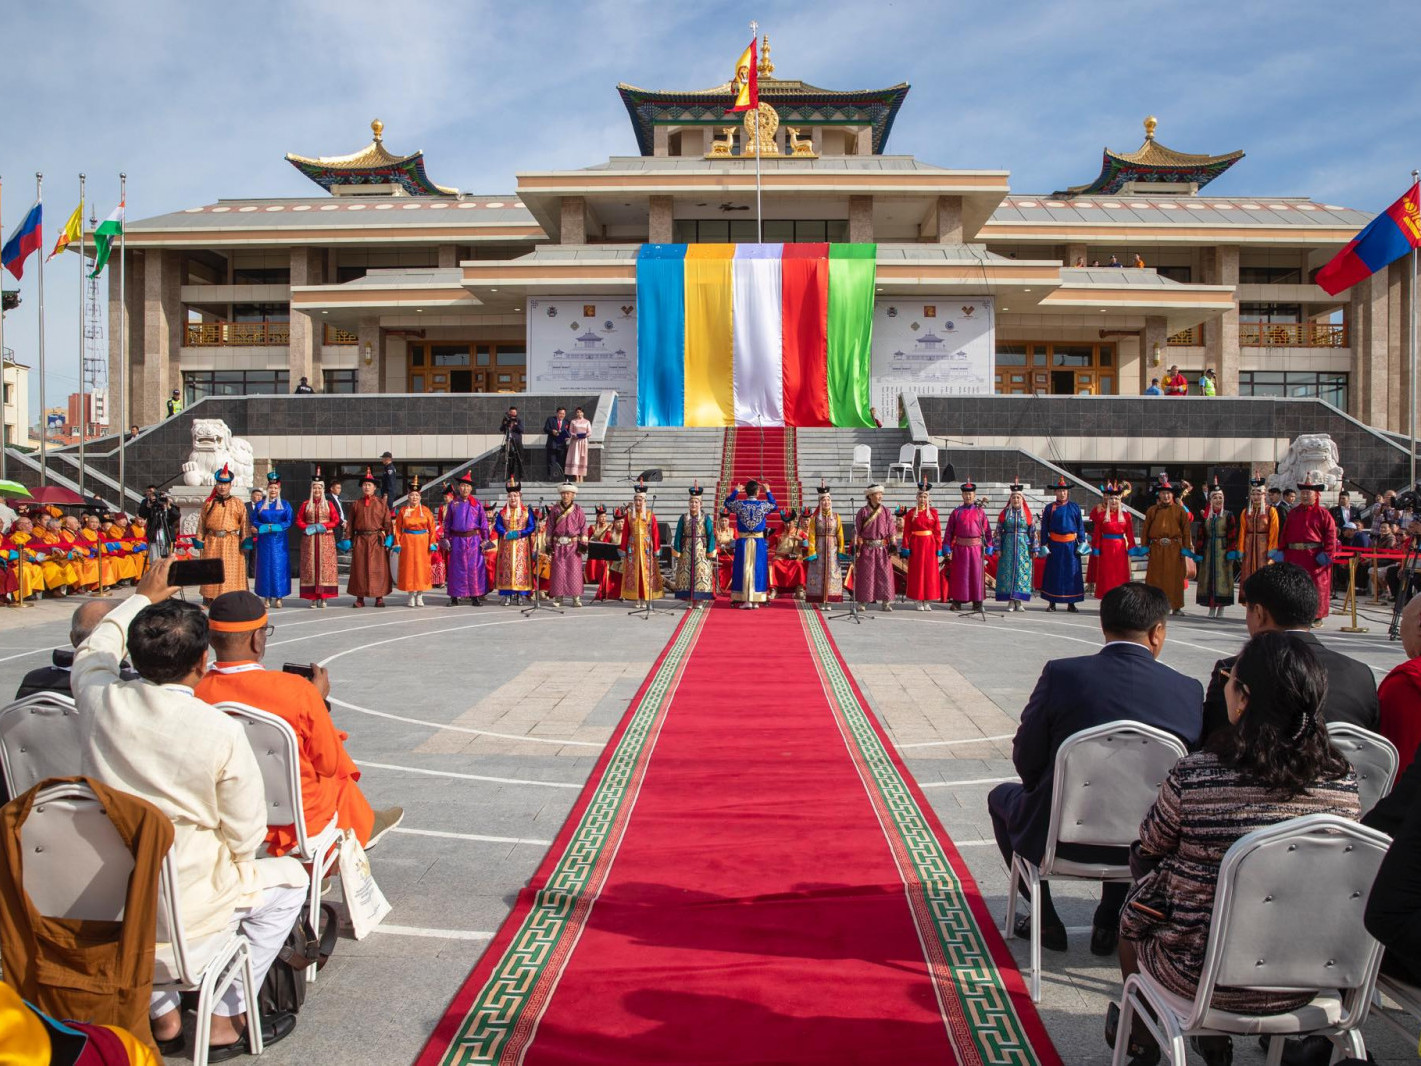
[282,662,315,680]
[169,558,224,587]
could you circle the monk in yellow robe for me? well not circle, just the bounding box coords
[38,517,78,592]
[77,515,117,589]
[104,517,137,583]
[8,517,47,598]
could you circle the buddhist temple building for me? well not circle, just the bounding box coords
[108,42,1408,438]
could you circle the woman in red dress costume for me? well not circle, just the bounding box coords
[1091,480,1136,600]
[902,481,943,610]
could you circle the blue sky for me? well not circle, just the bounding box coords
[3,0,1419,419]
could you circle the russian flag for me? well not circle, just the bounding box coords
[1,200,42,281]
[1316,182,1420,295]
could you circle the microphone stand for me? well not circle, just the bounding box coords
[627,492,675,620]
[522,499,563,615]
[827,539,872,624]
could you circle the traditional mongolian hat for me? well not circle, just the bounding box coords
[558,482,578,495]
[208,590,269,634]
[614,507,627,519]
[1297,470,1326,491]
[310,466,325,485]
[893,505,909,518]
[214,463,234,484]
[783,508,799,524]
[595,504,607,515]
[865,483,885,496]
[816,480,831,496]
[407,475,422,494]
[265,469,281,484]
[1101,480,1123,496]
[916,477,933,493]
[632,478,648,495]
[455,470,474,487]
[959,478,977,493]
[1051,474,1070,491]
[1009,472,1025,493]
[360,466,378,485]
[506,476,523,493]
[688,480,704,497]
[1151,473,1176,495]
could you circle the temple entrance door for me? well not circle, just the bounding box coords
[451,370,473,393]
[1050,371,1075,395]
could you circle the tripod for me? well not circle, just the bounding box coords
[1388,538,1421,640]
[827,554,873,624]
[522,505,564,617]
[627,494,676,620]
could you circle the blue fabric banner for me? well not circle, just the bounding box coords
[636,244,688,426]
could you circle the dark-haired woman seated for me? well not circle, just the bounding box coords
[1107,630,1360,1066]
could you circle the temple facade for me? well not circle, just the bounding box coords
[108,42,1407,433]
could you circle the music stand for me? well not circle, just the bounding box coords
[827,555,873,624]
[522,506,563,616]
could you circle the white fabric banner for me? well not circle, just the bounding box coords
[526,297,638,426]
[871,297,995,419]
[731,250,784,427]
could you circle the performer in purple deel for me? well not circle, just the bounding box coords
[853,483,897,611]
[442,471,491,606]
[944,478,992,613]
[547,483,589,607]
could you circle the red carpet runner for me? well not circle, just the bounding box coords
[418,605,1060,1066]
[718,426,802,528]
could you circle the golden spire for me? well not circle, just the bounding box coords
[371,118,384,142]
[1143,115,1158,141]
[758,35,775,76]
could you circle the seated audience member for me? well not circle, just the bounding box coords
[72,559,307,1059]
[195,590,403,853]
[988,582,1203,957]
[0,982,158,1066]
[15,599,138,700]
[1365,768,1421,986]
[1380,595,1421,775]
[1201,563,1378,741]
[1110,631,1359,1066]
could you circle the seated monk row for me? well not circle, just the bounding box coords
[2,511,150,604]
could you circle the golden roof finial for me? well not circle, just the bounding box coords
[371,118,384,142]
[1143,115,1158,141]
[758,35,774,76]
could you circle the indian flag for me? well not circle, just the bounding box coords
[88,200,124,278]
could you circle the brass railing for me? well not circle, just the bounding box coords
[1167,326,1200,346]
[323,323,358,345]
[1240,322,1348,348]
[183,322,290,347]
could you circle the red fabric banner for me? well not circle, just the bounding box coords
[780,243,831,427]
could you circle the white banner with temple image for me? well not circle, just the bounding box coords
[526,297,638,426]
[870,296,996,419]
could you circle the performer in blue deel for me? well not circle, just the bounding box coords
[253,468,295,608]
[1039,474,1087,612]
[723,479,778,609]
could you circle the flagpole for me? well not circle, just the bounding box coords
[751,21,762,243]
[0,174,6,485]
[36,172,46,487]
[118,172,127,510]
[77,173,86,497]
[1411,169,1418,492]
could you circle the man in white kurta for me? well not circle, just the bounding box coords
[73,558,307,1051]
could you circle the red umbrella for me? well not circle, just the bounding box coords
[23,485,88,506]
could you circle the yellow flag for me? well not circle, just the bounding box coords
[46,202,83,261]
[727,38,758,113]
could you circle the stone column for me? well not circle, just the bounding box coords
[1065,242,1088,267]
[1350,270,1389,426]
[141,250,181,425]
[1202,245,1240,394]
[357,317,382,394]
[854,127,873,155]
[848,196,874,243]
[560,197,587,245]
[649,196,674,244]
[1142,317,1170,393]
[921,196,963,244]
[108,248,147,429]
[1388,259,1406,432]
[287,247,322,392]
[437,244,458,268]
[653,125,670,157]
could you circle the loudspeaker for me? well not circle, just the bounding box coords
[637,468,664,483]
[941,463,956,483]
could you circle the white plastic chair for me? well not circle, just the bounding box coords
[1004,720,1188,1002]
[0,692,82,798]
[918,443,941,483]
[1111,814,1390,1066]
[215,701,339,981]
[887,443,918,483]
[849,444,872,484]
[1326,722,1399,817]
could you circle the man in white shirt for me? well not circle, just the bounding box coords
[73,558,306,1059]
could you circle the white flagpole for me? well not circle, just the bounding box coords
[1411,169,1418,492]
[77,173,86,496]
[36,172,46,486]
[751,21,762,243]
[118,172,127,508]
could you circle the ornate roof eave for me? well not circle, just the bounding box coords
[1058,116,1243,197]
[285,119,458,197]
[616,77,910,155]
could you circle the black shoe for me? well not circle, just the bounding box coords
[1067,603,1079,613]
[473,596,485,606]
[1014,913,1067,952]
[206,1011,297,1062]
[1105,1002,1161,1066]
[1261,1035,1336,1066]
[1189,1034,1233,1066]
[154,1031,185,1056]
[1046,602,1057,612]
[1090,923,1119,956]
[447,597,460,606]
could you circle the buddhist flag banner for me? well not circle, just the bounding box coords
[637,243,877,428]
[1316,182,1421,296]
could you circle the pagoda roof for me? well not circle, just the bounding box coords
[617,37,908,155]
[286,119,458,197]
[1060,117,1243,197]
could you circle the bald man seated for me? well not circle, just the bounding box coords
[15,598,140,701]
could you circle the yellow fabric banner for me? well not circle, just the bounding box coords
[683,244,735,427]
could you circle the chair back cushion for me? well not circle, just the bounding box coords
[20,793,133,922]
[1326,724,1398,816]
[1051,723,1185,849]
[0,696,83,795]
[219,705,301,831]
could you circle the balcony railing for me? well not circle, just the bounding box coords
[184,321,290,347]
[323,323,358,345]
[1167,327,1200,346]
[1240,322,1348,348]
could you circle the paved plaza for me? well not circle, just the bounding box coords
[2,591,1415,1064]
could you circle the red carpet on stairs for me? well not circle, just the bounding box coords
[718,426,802,529]
[418,603,1060,1066]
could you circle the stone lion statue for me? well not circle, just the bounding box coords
[1267,433,1343,494]
[181,418,255,492]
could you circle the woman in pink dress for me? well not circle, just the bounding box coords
[565,407,593,482]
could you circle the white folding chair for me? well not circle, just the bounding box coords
[849,444,872,484]
[887,442,918,483]
[216,700,339,981]
[0,692,83,798]
[1004,720,1187,1002]
[918,443,941,483]
[1111,814,1390,1066]
[1326,722,1399,817]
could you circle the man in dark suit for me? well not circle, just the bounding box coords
[1201,562,1378,741]
[988,582,1203,956]
[542,406,569,480]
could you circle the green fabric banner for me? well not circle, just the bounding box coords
[826,244,877,428]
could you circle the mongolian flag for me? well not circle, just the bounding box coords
[1316,182,1421,295]
[726,38,758,113]
[1,200,42,281]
